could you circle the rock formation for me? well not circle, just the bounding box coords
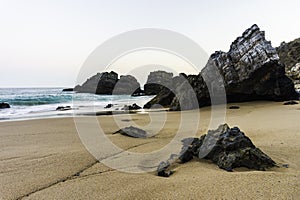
[157,124,276,177]
[144,71,173,95]
[95,71,118,95]
[0,102,10,109]
[113,75,142,95]
[277,38,300,90]
[74,71,142,95]
[62,88,73,92]
[146,24,298,110]
[113,126,148,138]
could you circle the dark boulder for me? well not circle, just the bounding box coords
[283,100,298,105]
[95,71,119,94]
[104,103,113,108]
[229,106,240,109]
[146,24,298,111]
[56,106,72,111]
[157,124,276,177]
[0,102,10,109]
[143,73,188,109]
[144,71,173,95]
[113,126,147,138]
[62,88,73,92]
[74,72,106,93]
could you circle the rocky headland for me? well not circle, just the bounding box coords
[145,24,298,110]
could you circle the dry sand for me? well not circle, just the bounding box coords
[0,101,299,199]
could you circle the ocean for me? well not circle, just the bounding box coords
[0,88,153,121]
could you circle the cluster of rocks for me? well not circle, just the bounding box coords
[71,24,298,110]
[157,124,276,177]
[121,103,141,111]
[145,24,298,110]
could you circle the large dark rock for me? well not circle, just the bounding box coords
[0,102,10,109]
[157,124,276,177]
[113,75,142,95]
[74,72,109,93]
[146,24,298,111]
[95,71,119,95]
[62,88,73,92]
[144,71,173,95]
[74,71,142,95]
[143,73,188,109]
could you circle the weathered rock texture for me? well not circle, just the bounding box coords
[113,126,148,138]
[74,71,142,95]
[113,75,142,95]
[144,71,173,95]
[157,124,276,177]
[146,24,298,110]
[277,38,300,81]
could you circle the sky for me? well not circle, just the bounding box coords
[0,0,300,87]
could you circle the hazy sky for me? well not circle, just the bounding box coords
[1,0,300,87]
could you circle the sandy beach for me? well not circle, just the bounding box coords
[0,101,299,199]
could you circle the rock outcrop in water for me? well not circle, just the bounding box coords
[157,124,276,177]
[0,102,10,109]
[145,24,298,110]
[74,71,142,95]
[144,71,173,95]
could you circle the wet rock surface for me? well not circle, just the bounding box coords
[113,126,148,138]
[157,124,276,177]
[146,24,298,111]
[0,102,10,109]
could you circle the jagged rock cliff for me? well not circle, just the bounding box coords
[145,24,298,110]
[74,71,142,95]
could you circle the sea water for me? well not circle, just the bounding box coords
[0,88,153,121]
